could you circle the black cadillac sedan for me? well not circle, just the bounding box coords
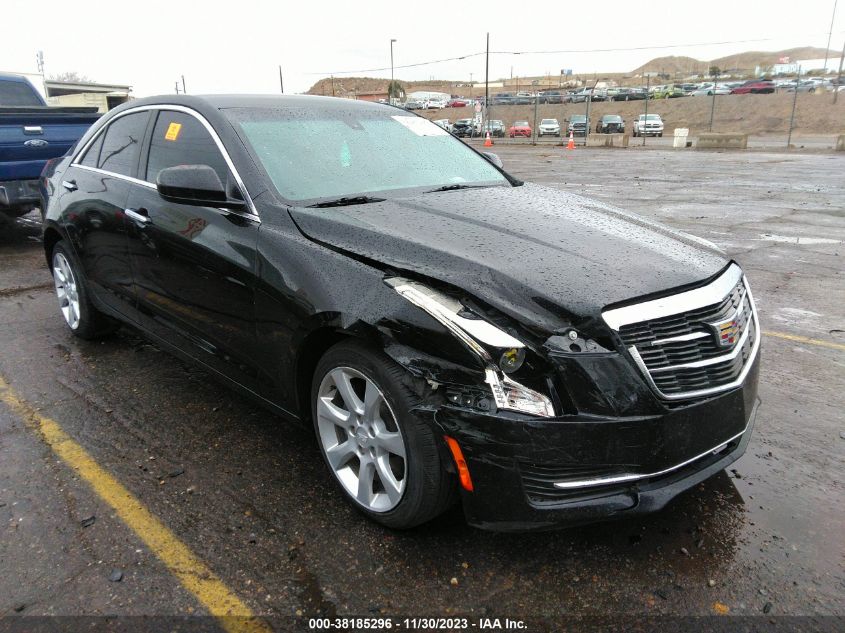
[40,95,760,531]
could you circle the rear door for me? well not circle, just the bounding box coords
[124,108,261,390]
[58,110,151,315]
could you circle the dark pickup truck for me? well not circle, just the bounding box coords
[0,73,100,218]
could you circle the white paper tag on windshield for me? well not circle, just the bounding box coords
[392,116,448,136]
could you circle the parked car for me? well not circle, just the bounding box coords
[610,88,647,101]
[426,99,447,109]
[538,90,566,104]
[567,114,589,136]
[784,80,828,93]
[492,92,515,105]
[403,100,424,110]
[40,94,760,532]
[691,83,731,96]
[432,119,452,132]
[508,121,532,137]
[480,120,505,138]
[731,80,775,94]
[446,98,468,108]
[570,88,606,103]
[537,119,561,137]
[651,85,686,99]
[0,73,101,219]
[596,115,625,134]
[632,113,664,137]
[452,118,477,137]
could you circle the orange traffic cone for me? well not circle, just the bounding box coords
[566,131,575,150]
[484,131,493,147]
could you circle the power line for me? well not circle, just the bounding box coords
[311,31,845,76]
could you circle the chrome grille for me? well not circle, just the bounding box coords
[603,264,760,400]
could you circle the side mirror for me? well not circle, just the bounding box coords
[481,152,503,169]
[157,165,244,210]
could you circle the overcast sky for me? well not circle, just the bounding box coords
[3,0,843,96]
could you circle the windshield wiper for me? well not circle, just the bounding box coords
[307,195,386,208]
[424,184,495,193]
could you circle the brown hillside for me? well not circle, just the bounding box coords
[711,47,837,71]
[633,47,838,76]
[631,56,706,76]
[307,76,467,97]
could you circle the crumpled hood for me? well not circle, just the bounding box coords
[288,183,728,334]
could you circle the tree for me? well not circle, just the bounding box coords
[49,71,94,83]
[709,65,721,78]
[387,80,404,100]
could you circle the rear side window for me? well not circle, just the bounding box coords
[97,111,149,176]
[146,111,229,185]
[79,133,105,168]
[0,79,43,106]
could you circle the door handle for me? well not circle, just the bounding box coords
[62,180,77,192]
[125,208,151,224]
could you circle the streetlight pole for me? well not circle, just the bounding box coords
[390,38,396,104]
[824,0,838,72]
[787,66,801,148]
[834,38,845,105]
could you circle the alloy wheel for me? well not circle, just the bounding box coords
[316,366,407,512]
[53,251,80,330]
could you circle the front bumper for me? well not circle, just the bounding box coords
[430,355,760,531]
[0,179,40,210]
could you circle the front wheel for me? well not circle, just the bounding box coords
[311,341,456,529]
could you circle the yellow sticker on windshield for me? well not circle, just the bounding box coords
[164,122,182,141]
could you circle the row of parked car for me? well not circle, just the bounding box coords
[434,113,665,138]
[403,76,843,110]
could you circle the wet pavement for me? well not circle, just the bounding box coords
[0,147,843,626]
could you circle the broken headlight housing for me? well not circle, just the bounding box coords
[385,277,555,418]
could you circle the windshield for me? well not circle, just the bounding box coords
[603,116,623,122]
[571,116,586,122]
[229,106,507,203]
[642,114,661,120]
[540,119,557,124]
[514,121,529,126]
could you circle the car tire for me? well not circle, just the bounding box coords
[50,240,117,339]
[311,340,456,529]
[658,132,663,137]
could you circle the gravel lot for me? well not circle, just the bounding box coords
[0,146,843,629]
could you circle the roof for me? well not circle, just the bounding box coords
[0,72,32,83]
[123,93,396,112]
[44,80,132,94]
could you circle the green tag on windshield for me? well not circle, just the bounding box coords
[340,141,351,167]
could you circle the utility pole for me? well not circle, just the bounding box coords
[175,81,180,94]
[834,38,844,105]
[485,32,490,134]
[279,66,284,93]
[709,68,718,132]
[824,0,838,71]
[36,50,46,96]
[330,75,335,97]
[787,66,801,148]
[181,75,186,94]
[643,73,652,146]
[390,38,396,104]
[469,72,473,100]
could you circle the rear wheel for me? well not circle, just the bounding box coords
[51,241,116,339]
[311,341,456,529]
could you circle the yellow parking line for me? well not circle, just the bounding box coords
[763,330,845,351]
[0,375,271,633]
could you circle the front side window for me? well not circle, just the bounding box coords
[97,111,149,177]
[229,105,507,203]
[146,111,230,185]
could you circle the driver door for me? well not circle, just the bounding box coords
[124,108,262,391]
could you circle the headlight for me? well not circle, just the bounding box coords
[385,277,555,417]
